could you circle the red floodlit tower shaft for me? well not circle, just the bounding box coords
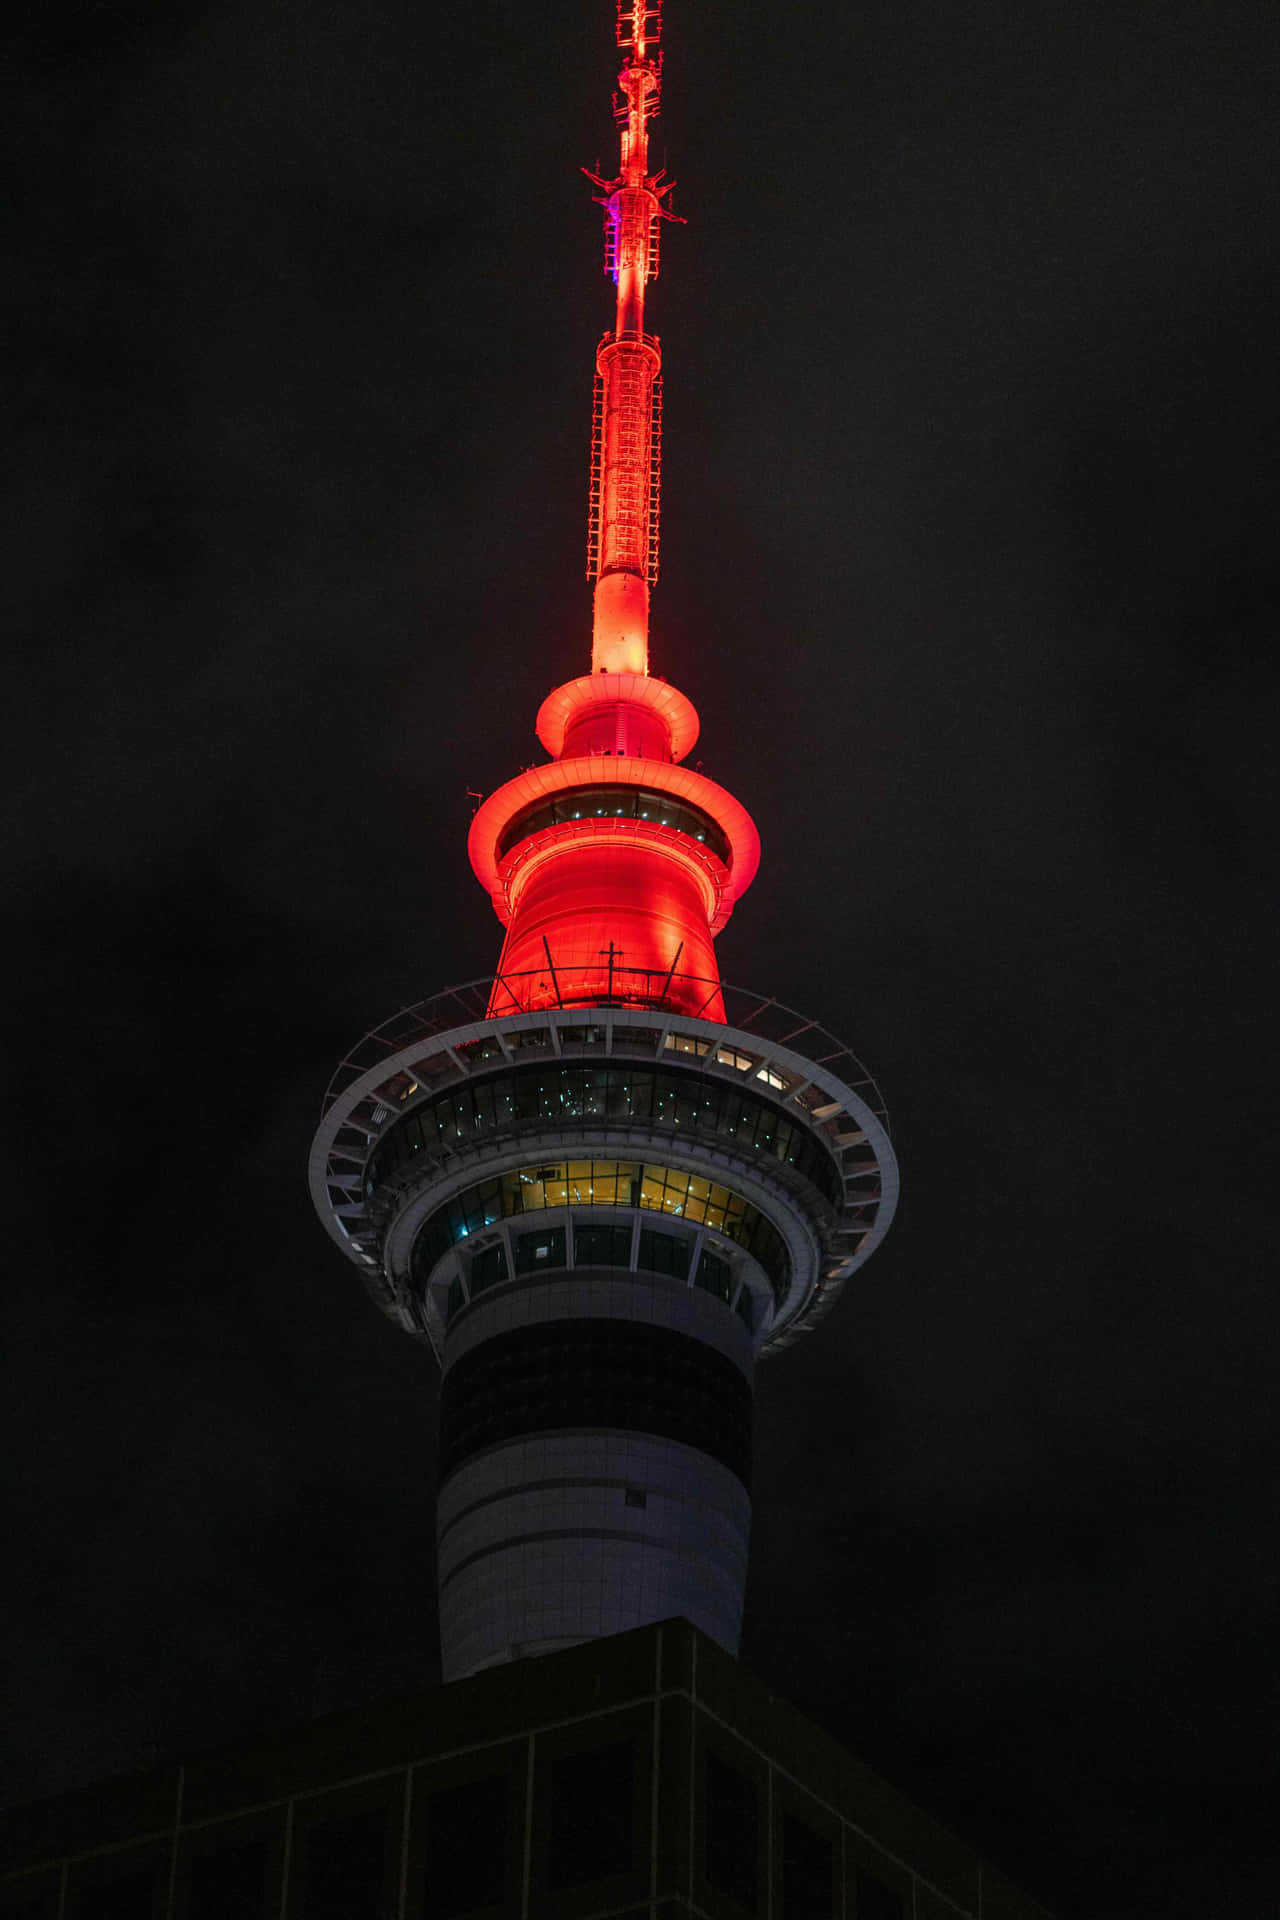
[468,0,758,1019]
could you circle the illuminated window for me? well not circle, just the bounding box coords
[439,1320,753,1484]
[409,1159,789,1299]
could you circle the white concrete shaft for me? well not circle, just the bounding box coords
[437,1429,750,1680]
[436,1272,754,1681]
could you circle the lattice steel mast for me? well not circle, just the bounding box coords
[583,0,682,674]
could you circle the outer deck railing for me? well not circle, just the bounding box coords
[320,969,889,1131]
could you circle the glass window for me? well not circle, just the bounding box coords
[299,1808,388,1920]
[665,1032,710,1056]
[695,1250,733,1303]
[638,1229,691,1281]
[781,1813,833,1917]
[412,1161,789,1302]
[440,1319,753,1485]
[639,1169,667,1210]
[3,1887,58,1920]
[366,1062,841,1209]
[446,1275,466,1321]
[508,1027,550,1050]
[469,1243,507,1295]
[612,1026,661,1053]
[496,786,731,865]
[855,1867,904,1920]
[704,1749,758,1911]
[514,1225,566,1274]
[734,1286,755,1332]
[546,1737,638,1891]
[186,1837,271,1920]
[420,1776,508,1915]
[65,1864,161,1920]
[575,1222,633,1267]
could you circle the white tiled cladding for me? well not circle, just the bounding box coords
[437,1432,750,1680]
[436,1273,755,1682]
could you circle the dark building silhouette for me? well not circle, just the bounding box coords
[0,1621,1049,1919]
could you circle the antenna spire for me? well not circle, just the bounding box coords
[583,0,682,674]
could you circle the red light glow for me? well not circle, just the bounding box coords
[470,0,756,1025]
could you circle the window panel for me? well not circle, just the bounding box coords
[638,1228,691,1280]
[855,1866,904,1920]
[704,1749,758,1912]
[469,1243,507,1295]
[514,1226,566,1274]
[420,1775,508,1916]
[414,1162,789,1302]
[546,1737,638,1891]
[781,1813,833,1918]
[696,1250,733,1303]
[298,1808,389,1920]
[575,1222,633,1267]
[367,1062,842,1212]
[186,1836,272,1920]
[440,1320,752,1483]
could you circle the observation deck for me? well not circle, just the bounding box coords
[310,969,897,1362]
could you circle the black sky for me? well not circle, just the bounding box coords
[5,0,1279,1914]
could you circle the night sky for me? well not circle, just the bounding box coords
[6,1,1279,1914]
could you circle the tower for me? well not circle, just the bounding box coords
[309,0,899,1683]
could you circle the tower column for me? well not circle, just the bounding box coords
[436,1274,753,1679]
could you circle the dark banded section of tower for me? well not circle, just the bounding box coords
[435,1270,754,1676]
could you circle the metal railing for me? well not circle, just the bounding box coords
[320,969,889,1130]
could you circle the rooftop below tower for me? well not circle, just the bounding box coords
[0,1619,1053,1920]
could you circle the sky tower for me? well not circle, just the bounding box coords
[309,0,899,1684]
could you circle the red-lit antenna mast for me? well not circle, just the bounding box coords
[583,0,682,674]
[458,0,758,1023]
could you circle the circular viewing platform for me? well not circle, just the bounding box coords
[310,971,898,1359]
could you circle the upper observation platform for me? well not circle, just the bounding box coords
[310,971,897,1360]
